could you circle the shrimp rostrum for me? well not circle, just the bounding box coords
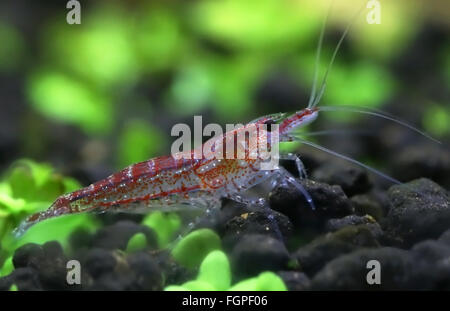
[14,5,439,238]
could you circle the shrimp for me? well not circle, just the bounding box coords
[14,3,439,238]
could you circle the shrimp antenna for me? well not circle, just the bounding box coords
[318,105,442,144]
[295,128,374,138]
[307,2,331,108]
[290,135,402,184]
[311,3,366,108]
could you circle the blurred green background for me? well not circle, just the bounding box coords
[0,0,449,267]
[0,0,448,174]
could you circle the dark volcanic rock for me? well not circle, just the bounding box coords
[351,194,384,220]
[12,241,68,290]
[269,179,354,229]
[409,239,450,290]
[411,240,450,262]
[383,178,450,247]
[127,252,163,290]
[36,241,68,290]
[311,235,450,291]
[90,272,135,291]
[391,144,450,189]
[231,234,291,279]
[294,224,381,276]
[310,247,416,290]
[13,243,45,269]
[222,210,293,250]
[92,220,158,250]
[84,248,117,279]
[277,271,311,291]
[312,162,372,197]
[325,215,378,232]
[438,229,450,246]
[7,267,42,291]
[69,228,93,250]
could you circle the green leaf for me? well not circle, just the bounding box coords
[228,277,258,291]
[9,284,18,291]
[63,177,82,193]
[422,105,450,137]
[254,272,287,291]
[2,213,98,256]
[164,285,188,291]
[27,71,113,135]
[126,233,147,253]
[0,256,14,277]
[8,165,36,201]
[117,120,165,169]
[229,272,287,291]
[192,0,321,51]
[45,6,138,87]
[19,159,53,188]
[135,7,183,72]
[197,250,231,291]
[171,229,221,269]
[6,160,68,203]
[0,193,26,213]
[142,212,181,247]
[181,280,216,291]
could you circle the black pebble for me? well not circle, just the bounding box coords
[312,162,372,197]
[84,248,117,279]
[69,228,93,249]
[222,210,293,250]
[9,267,42,291]
[13,243,45,269]
[277,271,311,291]
[351,194,384,220]
[382,178,450,247]
[325,215,377,232]
[127,252,163,290]
[269,179,354,229]
[231,234,291,279]
[294,224,381,276]
[310,247,415,290]
[92,220,158,250]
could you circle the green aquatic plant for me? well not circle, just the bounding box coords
[135,6,183,72]
[294,53,395,122]
[169,55,265,119]
[191,0,321,51]
[423,104,450,138]
[126,232,148,253]
[0,256,13,278]
[0,160,98,270]
[171,228,221,269]
[117,120,166,169]
[142,211,181,248]
[44,6,138,87]
[165,250,287,291]
[27,70,113,135]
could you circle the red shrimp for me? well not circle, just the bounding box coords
[14,5,438,237]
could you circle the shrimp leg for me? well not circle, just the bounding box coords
[225,192,284,241]
[163,196,222,250]
[279,153,308,179]
[273,168,316,211]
